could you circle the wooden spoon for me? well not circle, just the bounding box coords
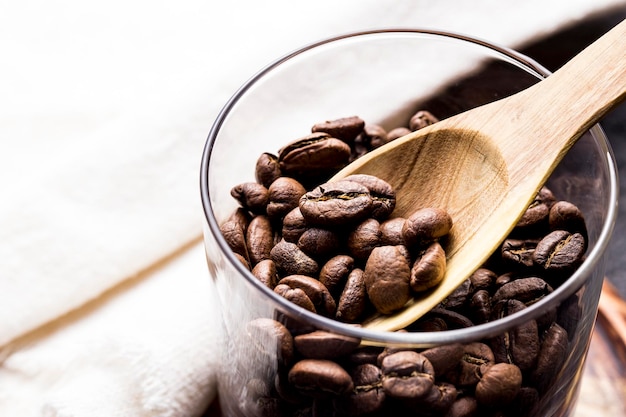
[332,19,626,332]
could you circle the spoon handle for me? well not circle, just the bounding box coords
[492,18,626,177]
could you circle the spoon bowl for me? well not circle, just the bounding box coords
[332,19,626,331]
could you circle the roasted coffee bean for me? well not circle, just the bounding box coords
[220,219,249,261]
[490,299,539,371]
[364,246,411,314]
[446,342,494,387]
[347,346,384,366]
[359,124,389,149]
[444,396,478,417]
[278,275,336,317]
[501,238,539,269]
[421,343,464,376]
[403,207,453,247]
[267,177,307,220]
[255,152,282,188]
[235,253,250,270]
[513,187,554,235]
[416,382,458,415]
[343,174,396,220]
[387,126,411,141]
[231,182,270,214]
[530,322,568,392]
[282,207,308,243]
[246,318,294,368]
[294,330,360,359]
[300,180,373,226]
[379,217,407,246]
[347,218,381,261]
[247,215,274,266]
[410,241,446,293]
[270,240,319,277]
[442,279,472,312]
[251,259,279,289]
[337,364,385,416]
[335,268,367,323]
[289,359,354,398]
[297,227,341,260]
[274,284,316,313]
[381,351,435,400]
[423,308,474,329]
[532,230,586,275]
[549,200,587,237]
[311,116,365,143]
[319,255,355,297]
[278,132,351,181]
[469,290,491,324]
[491,277,553,306]
[410,316,448,332]
[409,110,438,131]
[469,268,496,292]
[475,363,522,407]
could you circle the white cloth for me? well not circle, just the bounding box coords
[0,0,623,415]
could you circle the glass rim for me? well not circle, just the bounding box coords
[200,28,619,346]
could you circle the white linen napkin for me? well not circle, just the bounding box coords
[0,0,623,415]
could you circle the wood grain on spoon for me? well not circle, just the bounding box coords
[332,19,626,332]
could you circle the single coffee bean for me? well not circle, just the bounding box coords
[278,275,336,317]
[446,342,494,387]
[501,238,539,269]
[220,219,249,262]
[300,180,373,226]
[409,110,438,131]
[532,230,586,275]
[421,343,464,376]
[294,330,360,359]
[247,215,274,266]
[255,152,282,188]
[469,268,496,292]
[274,284,316,313]
[336,268,367,323]
[475,363,522,407]
[416,382,458,415]
[381,351,435,400]
[246,318,294,368]
[278,132,351,181]
[423,308,474,329]
[442,279,472,312]
[289,359,354,398]
[360,124,389,149]
[231,182,270,214]
[251,259,279,289]
[549,200,587,238]
[490,299,539,371]
[337,363,385,416]
[403,207,453,247]
[343,174,396,220]
[444,396,478,417]
[282,207,308,243]
[379,217,407,246]
[387,126,411,141]
[267,177,307,220]
[347,218,381,261]
[410,241,446,293]
[319,255,355,297]
[311,116,365,143]
[270,240,319,277]
[530,322,568,392]
[469,289,491,324]
[364,246,411,314]
[491,277,553,307]
[297,227,341,260]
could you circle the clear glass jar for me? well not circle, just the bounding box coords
[200,30,618,417]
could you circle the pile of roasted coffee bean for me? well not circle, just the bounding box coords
[221,113,588,417]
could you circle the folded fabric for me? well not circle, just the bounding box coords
[1,0,624,415]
